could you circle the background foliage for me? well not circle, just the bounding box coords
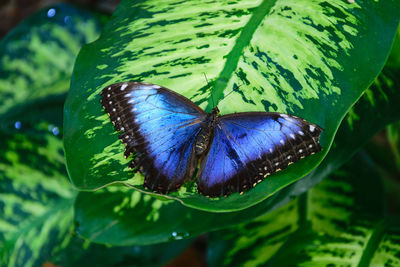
[1,0,399,266]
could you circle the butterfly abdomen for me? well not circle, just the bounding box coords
[194,111,218,156]
[194,125,213,155]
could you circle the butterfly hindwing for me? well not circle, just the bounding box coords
[101,82,207,193]
[197,112,322,197]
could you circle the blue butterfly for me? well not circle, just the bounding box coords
[101,82,322,197]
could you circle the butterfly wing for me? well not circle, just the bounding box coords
[197,112,322,197]
[101,82,207,193]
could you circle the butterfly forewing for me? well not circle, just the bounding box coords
[197,112,322,197]
[101,82,206,193]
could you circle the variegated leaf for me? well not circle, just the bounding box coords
[75,33,400,246]
[64,0,400,211]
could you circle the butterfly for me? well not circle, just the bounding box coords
[101,82,322,197]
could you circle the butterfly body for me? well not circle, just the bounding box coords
[194,106,219,156]
[101,82,322,197]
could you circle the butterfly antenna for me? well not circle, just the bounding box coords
[203,73,215,107]
[223,81,245,100]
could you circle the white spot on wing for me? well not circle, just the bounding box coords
[280,139,284,144]
[290,133,295,139]
[309,125,315,132]
[299,149,303,153]
[298,130,304,136]
[281,114,289,118]
[121,83,128,91]
[152,85,161,89]
[269,148,273,153]
[140,85,155,90]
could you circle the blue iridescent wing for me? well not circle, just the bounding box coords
[101,82,206,193]
[197,112,322,197]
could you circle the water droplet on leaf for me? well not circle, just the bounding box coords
[47,8,56,18]
[14,121,22,129]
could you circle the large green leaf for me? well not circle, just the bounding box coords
[207,152,400,266]
[0,3,102,124]
[74,35,400,246]
[64,0,400,212]
[75,181,305,246]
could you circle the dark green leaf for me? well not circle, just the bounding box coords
[64,0,400,212]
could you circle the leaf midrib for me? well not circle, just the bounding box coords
[207,0,277,112]
[357,219,387,267]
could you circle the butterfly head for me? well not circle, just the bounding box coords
[211,106,220,116]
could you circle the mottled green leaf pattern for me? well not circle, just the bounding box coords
[0,129,75,267]
[269,219,400,266]
[64,0,400,211]
[75,24,400,248]
[0,3,195,266]
[0,4,102,121]
[0,4,101,267]
[65,0,264,191]
[212,0,359,113]
[0,130,191,266]
[208,153,400,266]
[370,226,400,267]
[269,222,384,267]
[75,185,295,245]
[208,200,300,267]
[254,36,400,216]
